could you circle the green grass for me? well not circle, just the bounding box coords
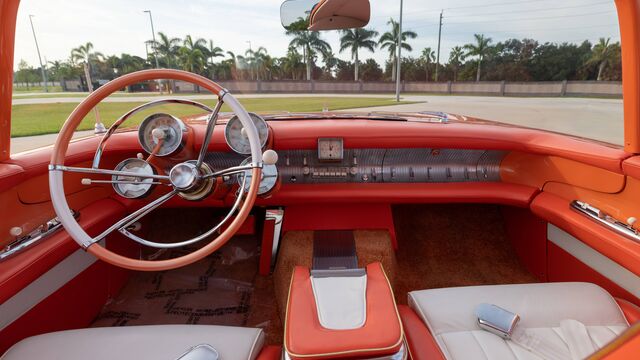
[10,97,412,137]
[12,85,64,93]
[12,91,183,98]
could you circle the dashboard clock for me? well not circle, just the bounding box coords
[317,138,343,161]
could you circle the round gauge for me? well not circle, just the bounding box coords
[112,158,156,199]
[224,113,269,155]
[138,113,186,156]
[237,157,278,195]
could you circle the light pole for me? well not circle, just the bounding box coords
[143,10,160,69]
[395,0,403,102]
[246,41,254,80]
[28,15,48,93]
[144,10,162,93]
[435,10,443,82]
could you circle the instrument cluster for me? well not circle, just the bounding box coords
[138,113,186,156]
[224,113,270,155]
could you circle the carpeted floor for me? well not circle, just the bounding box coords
[91,209,282,345]
[92,204,536,345]
[392,204,539,304]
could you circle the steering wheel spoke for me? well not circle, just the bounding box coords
[116,173,249,249]
[202,163,257,179]
[50,164,170,182]
[195,100,223,170]
[89,189,178,246]
[49,69,263,271]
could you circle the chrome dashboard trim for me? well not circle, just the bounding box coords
[204,148,504,185]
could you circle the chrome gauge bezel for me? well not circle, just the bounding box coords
[138,113,187,157]
[237,157,278,195]
[224,112,269,155]
[112,158,157,199]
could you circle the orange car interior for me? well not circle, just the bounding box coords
[1,0,640,359]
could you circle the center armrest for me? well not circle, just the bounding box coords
[284,262,403,359]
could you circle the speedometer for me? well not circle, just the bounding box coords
[224,113,269,155]
[138,113,186,156]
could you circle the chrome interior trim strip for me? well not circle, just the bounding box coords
[0,244,101,331]
[570,200,640,243]
[1,211,79,261]
[547,224,640,298]
[265,208,284,272]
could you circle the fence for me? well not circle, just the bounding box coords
[13,80,623,98]
[174,80,623,98]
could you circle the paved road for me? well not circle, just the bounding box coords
[347,95,624,145]
[10,94,623,153]
[11,93,393,105]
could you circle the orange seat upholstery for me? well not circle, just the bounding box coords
[617,298,640,324]
[284,263,403,359]
[397,305,445,360]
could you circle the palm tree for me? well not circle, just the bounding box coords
[339,28,378,81]
[205,40,224,67]
[118,54,146,74]
[320,49,338,76]
[421,47,435,82]
[179,35,207,74]
[70,42,103,91]
[153,32,181,68]
[281,46,304,80]
[378,18,417,81]
[288,31,331,81]
[245,46,269,80]
[48,60,75,90]
[448,46,464,81]
[463,34,492,82]
[587,38,617,81]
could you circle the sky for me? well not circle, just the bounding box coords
[13,0,621,71]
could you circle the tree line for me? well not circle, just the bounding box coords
[13,18,622,91]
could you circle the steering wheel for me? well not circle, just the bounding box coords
[48,69,264,271]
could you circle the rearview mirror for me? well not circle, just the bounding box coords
[280,0,371,31]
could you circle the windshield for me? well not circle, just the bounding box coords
[11,0,622,153]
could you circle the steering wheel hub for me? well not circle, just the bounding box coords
[169,162,199,190]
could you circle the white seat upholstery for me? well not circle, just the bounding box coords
[1,325,264,360]
[408,282,629,360]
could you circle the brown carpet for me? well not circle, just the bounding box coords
[91,209,282,345]
[392,204,538,304]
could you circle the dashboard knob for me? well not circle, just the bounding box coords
[151,128,166,140]
[263,150,278,165]
[628,217,638,227]
[10,227,23,237]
